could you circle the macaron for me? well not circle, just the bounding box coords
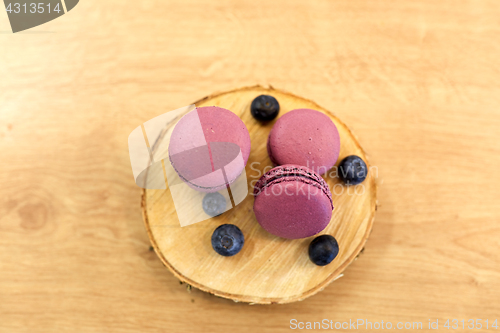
[168,106,251,192]
[267,109,341,175]
[253,164,334,239]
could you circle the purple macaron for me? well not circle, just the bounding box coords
[267,109,341,175]
[253,165,334,239]
[168,106,251,192]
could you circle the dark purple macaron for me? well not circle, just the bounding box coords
[267,109,341,175]
[253,165,334,239]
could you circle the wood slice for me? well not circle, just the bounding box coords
[141,85,377,304]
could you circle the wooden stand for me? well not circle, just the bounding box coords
[141,85,377,304]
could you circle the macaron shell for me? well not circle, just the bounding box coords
[168,106,251,192]
[197,106,251,165]
[266,135,278,166]
[267,109,340,174]
[254,181,333,239]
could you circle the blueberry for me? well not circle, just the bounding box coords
[308,235,339,266]
[211,224,244,256]
[251,95,280,121]
[202,193,226,217]
[338,155,367,185]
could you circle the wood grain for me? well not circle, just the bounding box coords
[1,0,500,332]
[142,86,377,304]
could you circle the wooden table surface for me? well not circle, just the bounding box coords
[1,1,500,332]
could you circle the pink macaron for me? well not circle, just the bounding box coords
[253,164,334,239]
[168,106,251,192]
[267,109,341,175]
